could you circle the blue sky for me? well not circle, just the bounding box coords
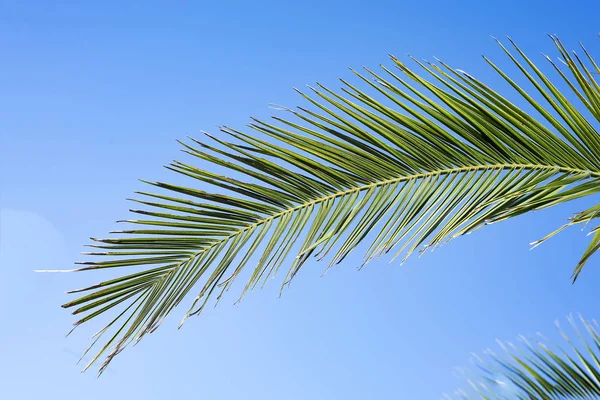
[2,0,600,398]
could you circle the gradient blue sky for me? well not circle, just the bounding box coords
[2,1,600,398]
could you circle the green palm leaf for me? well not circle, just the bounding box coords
[449,315,600,399]
[54,35,600,374]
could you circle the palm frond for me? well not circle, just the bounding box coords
[57,35,600,374]
[449,315,600,400]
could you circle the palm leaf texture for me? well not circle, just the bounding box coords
[449,315,600,399]
[58,35,600,374]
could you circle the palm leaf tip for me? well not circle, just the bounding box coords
[63,34,600,374]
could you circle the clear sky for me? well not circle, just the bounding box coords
[2,0,600,398]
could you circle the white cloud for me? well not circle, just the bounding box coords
[0,208,68,300]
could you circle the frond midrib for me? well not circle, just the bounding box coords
[165,162,600,271]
